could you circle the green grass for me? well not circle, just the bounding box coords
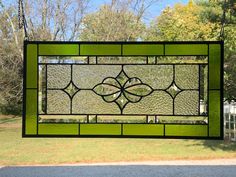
[0,116,236,165]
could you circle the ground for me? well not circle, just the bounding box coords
[0,116,236,166]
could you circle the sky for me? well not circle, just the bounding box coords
[89,0,189,23]
[2,0,189,24]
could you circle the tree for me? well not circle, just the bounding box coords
[24,0,90,41]
[0,1,24,114]
[79,0,151,41]
[145,1,219,41]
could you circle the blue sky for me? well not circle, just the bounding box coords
[2,0,189,23]
[90,0,189,23]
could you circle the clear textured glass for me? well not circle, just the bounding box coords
[47,65,71,89]
[73,65,121,88]
[175,65,199,89]
[175,91,199,115]
[124,65,173,89]
[47,90,70,114]
[124,91,173,115]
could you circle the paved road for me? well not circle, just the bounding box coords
[1,165,236,177]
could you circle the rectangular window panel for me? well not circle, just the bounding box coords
[23,41,223,139]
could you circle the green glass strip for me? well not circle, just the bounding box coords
[123,44,164,55]
[80,124,121,135]
[123,124,164,136]
[26,44,37,88]
[209,44,221,89]
[80,44,121,55]
[39,44,79,55]
[38,124,78,135]
[25,89,37,135]
[209,90,221,137]
[165,125,208,136]
[165,44,208,55]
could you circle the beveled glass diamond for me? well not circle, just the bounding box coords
[64,82,80,98]
[116,70,129,86]
[166,82,181,98]
[115,93,129,110]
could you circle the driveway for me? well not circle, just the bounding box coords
[1,160,236,177]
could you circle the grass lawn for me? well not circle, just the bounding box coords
[0,116,236,166]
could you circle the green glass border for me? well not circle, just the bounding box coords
[123,124,164,136]
[123,44,164,55]
[208,91,221,137]
[208,43,223,138]
[165,44,208,55]
[80,44,121,55]
[39,44,79,55]
[209,44,221,89]
[25,89,37,134]
[38,124,78,135]
[26,44,37,88]
[80,124,121,135]
[165,125,208,137]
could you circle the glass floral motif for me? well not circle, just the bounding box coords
[93,69,153,113]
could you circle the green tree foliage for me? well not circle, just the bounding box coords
[80,2,145,41]
[145,0,236,99]
[146,1,219,41]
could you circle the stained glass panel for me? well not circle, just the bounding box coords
[23,41,223,138]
